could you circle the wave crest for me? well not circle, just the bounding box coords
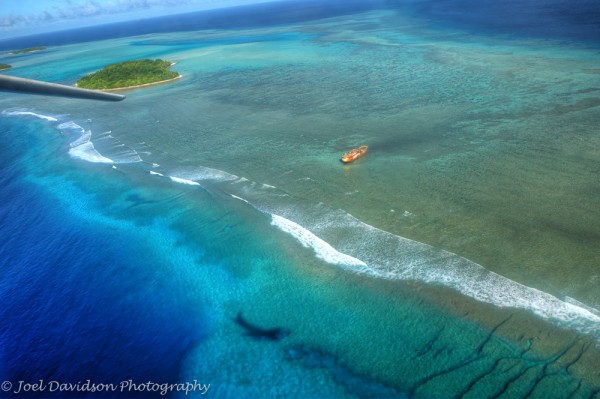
[3,108,142,165]
[180,164,600,338]
[271,213,372,271]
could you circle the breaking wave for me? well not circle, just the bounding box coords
[1,109,59,122]
[273,205,600,336]
[153,162,600,339]
[2,109,142,165]
[63,122,114,163]
[169,176,202,186]
[271,213,373,271]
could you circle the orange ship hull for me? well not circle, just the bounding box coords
[341,145,368,163]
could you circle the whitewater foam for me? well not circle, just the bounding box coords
[169,176,202,186]
[565,296,600,318]
[316,210,600,335]
[69,140,114,163]
[2,110,58,122]
[179,166,600,338]
[66,129,113,164]
[1,111,115,164]
[55,122,141,164]
[58,121,85,133]
[96,131,143,163]
[271,213,372,270]
[169,166,239,183]
[231,194,249,203]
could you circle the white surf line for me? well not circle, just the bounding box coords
[2,110,58,122]
[169,176,202,186]
[66,128,113,164]
[190,165,600,332]
[155,162,600,338]
[57,120,84,132]
[565,296,600,317]
[68,141,114,164]
[56,120,140,165]
[327,211,600,336]
[270,213,379,277]
[231,194,249,203]
[241,187,600,337]
[93,131,143,164]
[4,110,118,164]
[171,166,239,183]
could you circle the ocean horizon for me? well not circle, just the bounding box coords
[2,0,600,51]
[1,1,599,398]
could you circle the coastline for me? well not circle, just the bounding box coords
[75,62,181,91]
[101,74,182,91]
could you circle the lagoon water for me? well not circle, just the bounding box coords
[1,2,599,398]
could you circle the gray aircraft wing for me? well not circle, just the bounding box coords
[0,74,125,101]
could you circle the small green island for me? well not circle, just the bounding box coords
[76,59,180,90]
[0,63,11,71]
[5,46,46,55]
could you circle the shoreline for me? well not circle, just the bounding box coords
[75,62,181,92]
[101,74,182,91]
[75,74,182,92]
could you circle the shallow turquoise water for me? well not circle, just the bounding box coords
[1,6,599,399]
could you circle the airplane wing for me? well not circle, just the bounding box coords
[0,74,125,101]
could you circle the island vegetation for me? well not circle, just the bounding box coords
[5,46,46,55]
[76,59,180,90]
[0,63,11,70]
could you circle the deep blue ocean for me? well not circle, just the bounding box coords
[0,119,206,398]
